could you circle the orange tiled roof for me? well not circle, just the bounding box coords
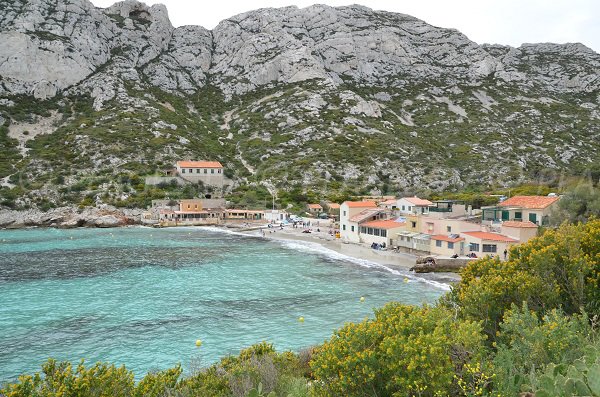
[343,201,377,208]
[502,221,538,228]
[177,161,223,168]
[327,203,341,209]
[431,234,465,243]
[308,204,323,209]
[380,199,398,205]
[499,195,559,209]
[361,219,406,229]
[463,231,518,242]
[403,197,433,206]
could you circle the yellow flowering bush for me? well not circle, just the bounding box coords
[310,303,487,397]
[448,219,600,338]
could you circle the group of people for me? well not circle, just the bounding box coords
[371,242,386,250]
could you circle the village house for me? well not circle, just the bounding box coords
[175,160,225,189]
[158,198,225,225]
[396,196,434,215]
[500,220,539,243]
[378,199,398,210]
[264,209,289,223]
[481,195,560,226]
[306,203,323,215]
[359,219,407,247]
[339,201,378,243]
[462,231,518,259]
[429,234,465,256]
[225,209,264,221]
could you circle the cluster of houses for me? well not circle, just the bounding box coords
[339,195,560,259]
[147,160,560,260]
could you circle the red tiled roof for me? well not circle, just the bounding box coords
[403,196,433,206]
[327,203,341,209]
[308,204,323,209]
[177,161,223,168]
[502,221,538,228]
[431,234,465,243]
[361,219,406,229]
[343,201,377,208]
[499,195,559,209]
[463,231,518,242]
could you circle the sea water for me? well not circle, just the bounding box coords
[0,227,449,382]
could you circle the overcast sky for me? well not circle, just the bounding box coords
[90,0,600,53]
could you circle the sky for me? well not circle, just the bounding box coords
[90,0,600,53]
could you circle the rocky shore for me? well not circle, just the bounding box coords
[0,206,146,229]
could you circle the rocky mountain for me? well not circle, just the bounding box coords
[0,0,599,209]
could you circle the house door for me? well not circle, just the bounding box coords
[501,210,509,221]
[460,242,465,255]
[529,213,537,224]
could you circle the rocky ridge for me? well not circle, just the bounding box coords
[0,0,599,209]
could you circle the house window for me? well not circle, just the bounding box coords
[196,169,200,173]
[469,243,480,252]
[211,169,215,174]
[204,169,207,174]
[218,169,222,173]
[402,205,405,211]
[361,227,366,233]
[343,211,347,217]
[367,228,374,235]
[182,169,186,173]
[351,225,355,232]
[189,169,193,173]
[514,211,522,220]
[408,206,412,211]
[447,226,452,233]
[529,213,538,224]
[483,244,497,253]
[436,240,442,247]
[448,242,454,249]
[343,225,346,231]
[411,221,417,228]
[374,229,380,236]
[381,230,387,237]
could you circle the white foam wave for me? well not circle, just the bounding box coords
[276,240,451,291]
[195,226,451,291]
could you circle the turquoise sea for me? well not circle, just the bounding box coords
[0,227,450,382]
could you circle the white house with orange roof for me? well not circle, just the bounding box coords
[359,219,407,247]
[340,201,378,243]
[462,231,518,259]
[397,196,433,215]
[175,160,224,188]
[430,234,466,256]
[306,203,323,214]
[482,195,560,226]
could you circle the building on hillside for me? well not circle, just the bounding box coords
[175,161,224,189]
[462,231,518,259]
[397,197,433,215]
[500,221,539,243]
[359,219,407,247]
[481,195,560,226]
[339,201,378,243]
[307,203,323,214]
[430,234,466,256]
